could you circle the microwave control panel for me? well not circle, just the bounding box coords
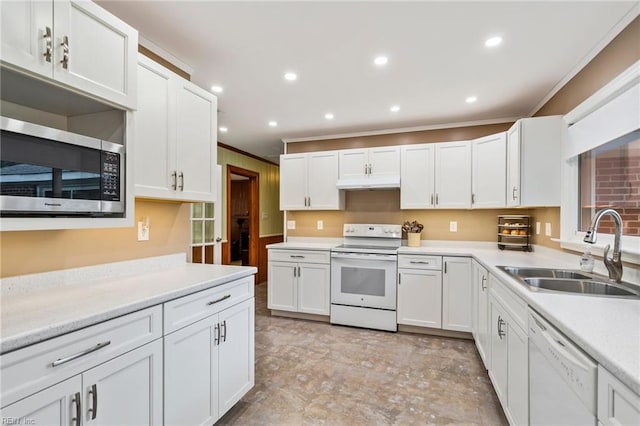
[101,152,121,201]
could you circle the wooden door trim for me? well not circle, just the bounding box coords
[226,165,259,267]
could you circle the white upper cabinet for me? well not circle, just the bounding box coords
[279,151,343,210]
[400,144,435,209]
[401,142,471,209]
[135,55,217,202]
[337,146,400,188]
[1,0,138,109]
[472,132,507,208]
[434,141,472,209]
[506,116,563,207]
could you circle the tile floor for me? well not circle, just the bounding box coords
[218,282,508,425]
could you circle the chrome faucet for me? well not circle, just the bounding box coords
[583,208,623,282]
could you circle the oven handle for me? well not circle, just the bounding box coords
[331,252,397,261]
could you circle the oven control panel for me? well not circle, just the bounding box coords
[343,224,402,238]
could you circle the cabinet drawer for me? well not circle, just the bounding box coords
[398,255,442,270]
[164,276,254,334]
[489,275,527,331]
[268,250,330,264]
[0,305,162,408]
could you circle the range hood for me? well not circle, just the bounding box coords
[336,176,400,190]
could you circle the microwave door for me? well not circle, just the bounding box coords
[100,141,125,214]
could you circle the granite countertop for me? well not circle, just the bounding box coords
[398,241,640,395]
[0,254,257,354]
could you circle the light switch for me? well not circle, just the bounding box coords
[545,222,552,236]
[536,222,541,235]
[449,221,458,232]
[317,220,323,230]
[262,211,269,220]
[287,220,296,230]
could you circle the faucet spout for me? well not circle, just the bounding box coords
[583,208,623,282]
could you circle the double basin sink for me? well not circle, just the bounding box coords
[497,266,640,299]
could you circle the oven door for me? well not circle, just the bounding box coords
[331,252,397,310]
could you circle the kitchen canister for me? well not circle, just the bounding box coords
[407,232,421,247]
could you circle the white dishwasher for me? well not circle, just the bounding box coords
[529,310,597,426]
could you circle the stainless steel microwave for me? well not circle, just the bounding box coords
[0,117,125,216]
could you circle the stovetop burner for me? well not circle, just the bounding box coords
[332,224,402,254]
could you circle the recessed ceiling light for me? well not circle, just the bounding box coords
[325,113,334,120]
[211,85,223,93]
[485,36,502,47]
[268,121,278,127]
[374,56,388,66]
[390,105,400,112]
[284,72,297,81]
[219,126,228,132]
[466,96,478,103]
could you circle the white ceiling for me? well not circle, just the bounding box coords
[97,1,639,163]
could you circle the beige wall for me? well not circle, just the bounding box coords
[218,147,283,239]
[1,200,191,278]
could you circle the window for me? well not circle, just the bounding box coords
[190,202,216,264]
[579,132,640,236]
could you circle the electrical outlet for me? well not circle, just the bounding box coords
[449,221,458,232]
[536,222,541,235]
[137,220,150,241]
[287,220,296,230]
[545,222,552,236]
[317,220,323,230]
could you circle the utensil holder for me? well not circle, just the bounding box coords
[407,233,421,247]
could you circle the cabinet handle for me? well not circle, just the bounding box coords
[72,392,81,426]
[444,261,447,274]
[214,323,220,345]
[60,35,69,69]
[435,194,439,205]
[171,171,177,190]
[178,171,184,191]
[221,320,227,342]
[88,384,98,419]
[297,266,301,277]
[497,316,506,340]
[368,164,372,175]
[398,273,401,285]
[51,341,111,367]
[293,267,297,277]
[308,197,311,207]
[512,186,518,200]
[206,294,231,305]
[481,275,487,291]
[43,27,52,62]
[430,194,434,206]
[290,255,305,259]
[364,164,368,175]
[471,193,475,204]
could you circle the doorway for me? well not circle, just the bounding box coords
[225,165,259,267]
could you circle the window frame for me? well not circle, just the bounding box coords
[560,60,640,264]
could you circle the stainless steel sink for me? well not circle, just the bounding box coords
[523,278,640,298]
[497,266,640,299]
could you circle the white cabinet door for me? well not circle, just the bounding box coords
[506,123,521,207]
[507,321,528,426]
[476,267,490,368]
[489,296,508,406]
[401,144,435,209]
[307,151,341,209]
[267,261,298,312]
[435,142,472,208]
[472,133,506,208]
[397,268,442,328]
[176,81,217,202]
[53,0,137,109]
[0,0,52,78]
[164,314,218,426]
[598,366,640,426]
[298,263,330,315]
[339,148,368,180]
[279,154,308,210]
[1,376,81,426]
[135,56,176,199]
[83,340,163,426]
[442,257,471,332]
[218,299,255,417]
[368,146,400,179]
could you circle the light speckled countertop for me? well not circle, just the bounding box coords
[0,254,257,354]
[270,239,640,394]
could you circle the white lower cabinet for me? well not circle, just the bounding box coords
[164,282,255,426]
[268,249,330,316]
[397,266,442,328]
[471,260,490,368]
[598,365,640,426]
[488,275,528,426]
[2,339,163,426]
[442,257,472,332]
